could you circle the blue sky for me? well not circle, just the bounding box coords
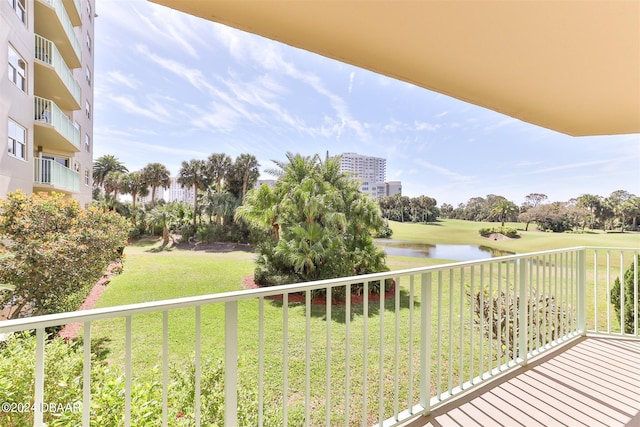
[94,1,639,206]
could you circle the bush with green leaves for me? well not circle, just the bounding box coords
[0,334,265,426]
[611,256,639,334]
[236,153,389,287]
[0,191,130,319]
[478,226,519,238]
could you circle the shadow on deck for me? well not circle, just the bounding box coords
[402,337,640,427]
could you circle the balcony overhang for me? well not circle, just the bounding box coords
[34,60,81,111]
[34,122,81,153]
[149,0,640,137]
[34,0,81,68]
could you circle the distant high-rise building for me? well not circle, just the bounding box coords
[1,0,96,206]
[166,177,195,204]
[338,152,400,198]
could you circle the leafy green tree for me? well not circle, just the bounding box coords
[226,154,260,200]
[576,194,602,229]
[178,159,208,226]
[206,153,232,193]
[236,153,388,286]
[141,162,171,205]
[0,191,129,319]
[146,203,177,247]
[102,171,129,204]
[92,155,128,190]
[611,256,639,334]
[128,171,149,213]
[490,199,518,226]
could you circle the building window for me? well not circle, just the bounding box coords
[85,133,90,151]
[86,33,92,53]
[8,45,26,92]
[7,0,26,24]
[85,168,90,186]
[86,66,91,86]
[7,118,26,160]
[85,100,91,119]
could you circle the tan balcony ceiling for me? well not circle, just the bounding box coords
[149,0,640,137]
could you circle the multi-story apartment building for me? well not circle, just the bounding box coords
[1,0,94,206]
[166,177,195,204]
[339,152,401,198]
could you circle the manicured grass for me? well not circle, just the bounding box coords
[87,223,639,425]
[389,218,640,253]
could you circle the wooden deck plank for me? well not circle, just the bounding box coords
[401,337,640,427]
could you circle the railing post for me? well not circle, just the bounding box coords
[34,328,45,427]
[518,259,528,365]
[225,301,238,426]
[577,249,586,334]
[420,273,432,415]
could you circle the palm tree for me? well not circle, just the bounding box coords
[235,183,280,239]
[128,171,149,212]
[177,159,207,226]
[490,199,518,226]
[93,155,128,190]
[102,171,129,204]
[206,153,231,193]
[141,162,171,205]
[227,154,260,199]
[146,204,175,247]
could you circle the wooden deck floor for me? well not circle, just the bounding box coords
[403,336,640,427]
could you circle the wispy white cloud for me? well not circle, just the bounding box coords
[414,121,440,132]
[105,71,141,90]
[348,72,355,94]
[107,94,173,123]
[415,160,474,182]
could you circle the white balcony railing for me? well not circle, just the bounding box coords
[37,0,81,63]
[0,247,638,426]
[34,34,81,107]
[33,157,80,193]
[34,96,81,149]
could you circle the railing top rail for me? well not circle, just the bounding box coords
[1,246,637,334]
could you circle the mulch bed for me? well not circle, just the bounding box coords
[58,261,122,341]
[241,275,396,305]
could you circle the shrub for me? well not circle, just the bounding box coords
[472,289,571,359]
[0,191,130,319]
[478,226,519,238]
[611,256,640,334]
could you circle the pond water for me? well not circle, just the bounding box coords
[375,240,514,261]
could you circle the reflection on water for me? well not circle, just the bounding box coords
[375,240,514,261]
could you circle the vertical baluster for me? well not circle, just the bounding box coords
[225,301,238,426]
[83,322,91,426]
[378,279,385,425]
[305,291,311,427]
[469,266,475,384]
[361,281,368,427]
[163,311,168,426]
[125,316,132,427]
[195,307,201,427]
[394,276,400,420]
[436,272,442,397]
[408,276,415,412]
[345,284,351,427]
[593,251,598,332]
[448,270,453,393]
[326,287,332,426]
[259,298,265,427]
[479,265,484,379]
[606,251,611,333]
[458,268,464,389]
[282,295,288,426]
[420,273,431,415]
[620,251,625,335]
[34,328,45,427]
[488,264,494,374]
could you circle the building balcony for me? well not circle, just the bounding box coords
[33,96,81,152]
[62,0,81,27]
[32,157,80,194]
[34,0,81,68]
[0,247,638,426]
[34,34,81,111]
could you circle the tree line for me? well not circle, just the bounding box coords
[438,191,639,232]
[92,153,260,245]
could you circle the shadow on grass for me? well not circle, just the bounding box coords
[74,336,113,361]
[267,287,418,324]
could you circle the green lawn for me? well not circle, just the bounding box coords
[87,221,638,425]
